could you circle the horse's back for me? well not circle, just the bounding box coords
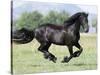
[34,24,65,44]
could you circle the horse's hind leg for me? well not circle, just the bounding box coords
[38,42,57,63]
[73,43,83,57]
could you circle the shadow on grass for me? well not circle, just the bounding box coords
[66,63,97,67]
[31,64,41,67]
[30,63,97,67]
[73,63,96,66]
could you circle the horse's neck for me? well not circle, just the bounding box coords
[74,20,81,34]
[65,20,80,34]
[64,18,81,34]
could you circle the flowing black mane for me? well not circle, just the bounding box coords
[64,12,87,26]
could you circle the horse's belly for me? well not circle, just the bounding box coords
[52,42,66,45]
[49,33,65,45]
[51,39,65,45]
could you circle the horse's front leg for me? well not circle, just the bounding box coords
[73,43,83,57]
[62,45,73,63]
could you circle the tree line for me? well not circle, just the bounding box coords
[13,10,69,30]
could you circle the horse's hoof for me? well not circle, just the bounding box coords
[61,56,69,63]
[44,55,49,59]
[50,57,57,63]
[49,57,57,63]
[53,57,57,63]
[48,54,57,63]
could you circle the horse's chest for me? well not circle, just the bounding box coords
[64,32,77,45]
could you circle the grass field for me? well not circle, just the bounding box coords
[12,33,97,74]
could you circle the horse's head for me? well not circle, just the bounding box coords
[79,12,89,33]
[12,28,34,44]
[64,12,89,33]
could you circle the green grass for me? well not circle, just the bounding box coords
[12,33,97,74]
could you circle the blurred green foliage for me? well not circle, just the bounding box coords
[92,17,97,28]
[14,11,43,30]
[13,10,69,30]
[92,17,97,32]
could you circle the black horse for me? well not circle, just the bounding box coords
[12,12,89,63]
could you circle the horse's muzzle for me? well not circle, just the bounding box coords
[85,28,89,33]
[84,25,89,33]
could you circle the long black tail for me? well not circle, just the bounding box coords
[12,28,35,44]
